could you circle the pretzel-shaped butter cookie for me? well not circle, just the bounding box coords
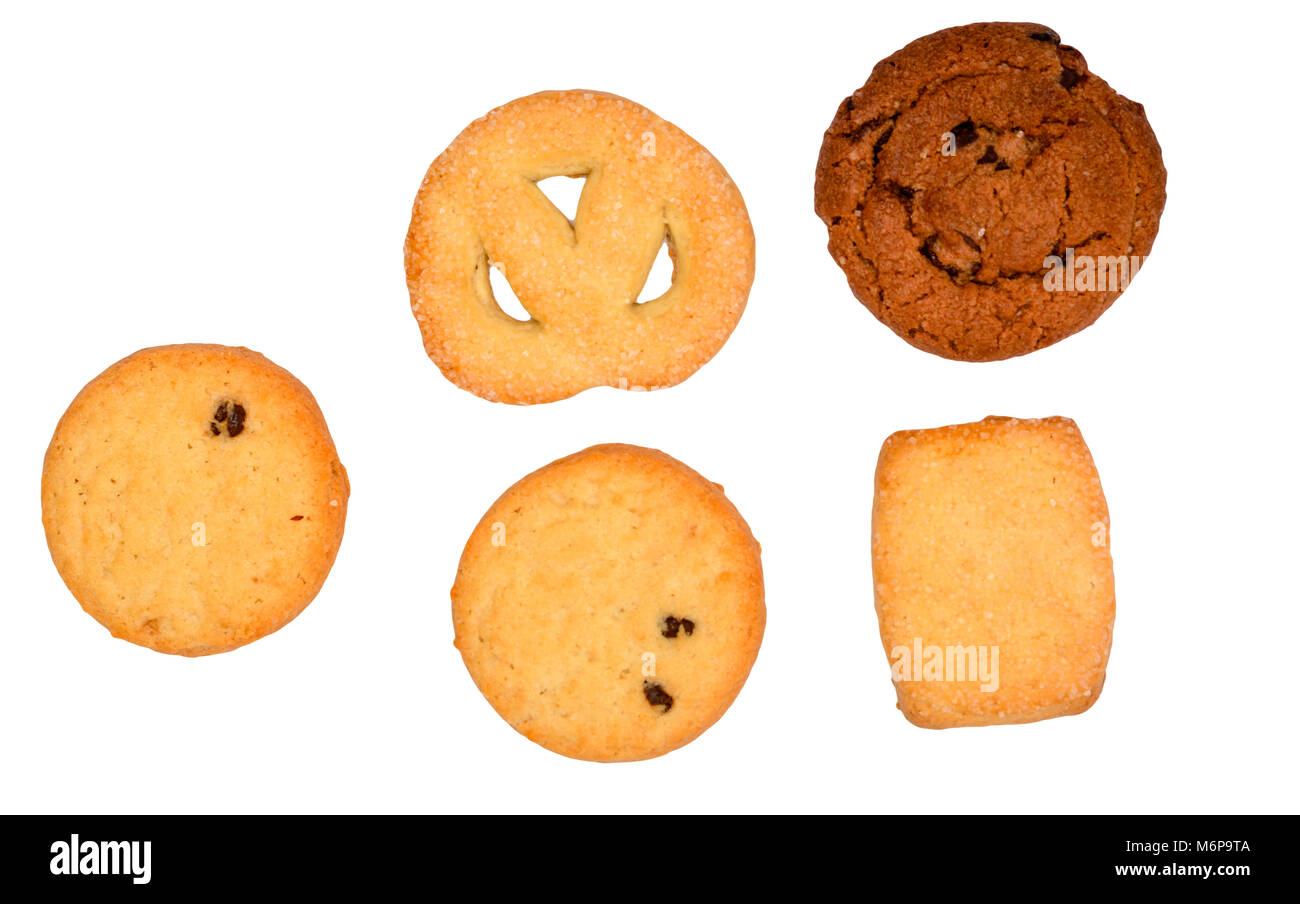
[405,90,755,404]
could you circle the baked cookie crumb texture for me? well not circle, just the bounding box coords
[41,344,350,656]
[815,23,1167,360]
[872,416,1114,727]
[452,444,765,761]
[406,90,756,404]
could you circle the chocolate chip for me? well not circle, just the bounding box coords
[1029,31,1060,44]
[1060,67,1083,89]
[977,146,998,165]
[209,400,248,438]
[643,681,673,712]
[662,615,696,638]
[922,230,982,282]
[226,403,246,437]
[951,120,977,149]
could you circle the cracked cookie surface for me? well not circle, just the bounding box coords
[42,344,350,655]
[815,22,1166,360]
[451,444,765,761]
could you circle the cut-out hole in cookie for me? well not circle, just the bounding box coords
[534,174,587,227]
[487,261,532,323]
[634,232,676,305]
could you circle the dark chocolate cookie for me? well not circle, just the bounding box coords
[814,23,1166,361]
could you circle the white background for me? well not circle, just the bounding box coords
[3,0,1296,815]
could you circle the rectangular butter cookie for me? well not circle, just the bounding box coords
[872,416,1114,728]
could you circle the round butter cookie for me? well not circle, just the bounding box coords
[815,22,1166,361]
[406,90,755,404]
[452,444,765,761]
[42,344,349,656]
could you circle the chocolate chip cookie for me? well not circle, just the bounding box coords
[42,344,349,655]
[815,23,1166,360]
[451,444,765,761]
